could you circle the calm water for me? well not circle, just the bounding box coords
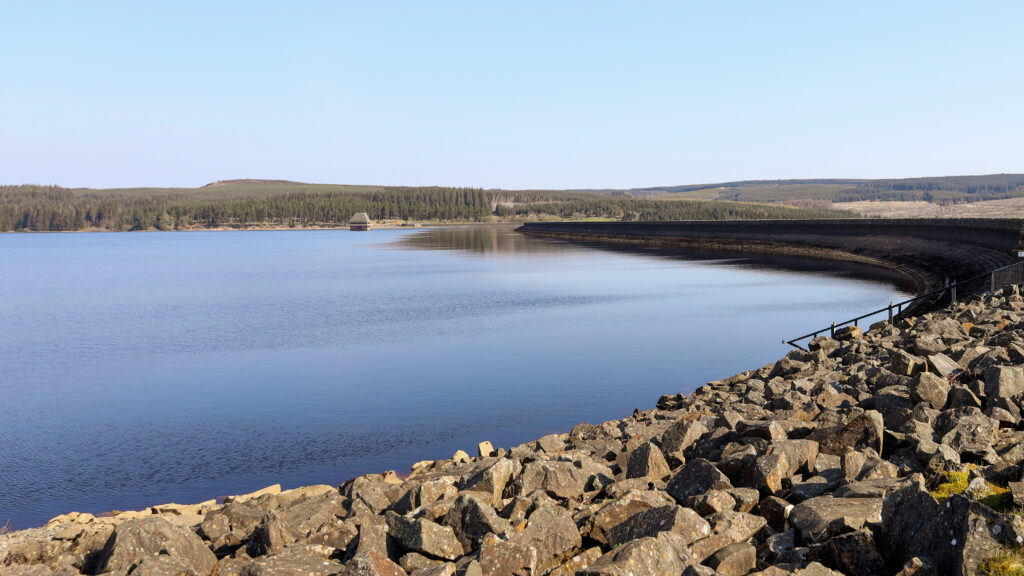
[0,227,911,528]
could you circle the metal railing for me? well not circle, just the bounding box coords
[784,260,1024,350]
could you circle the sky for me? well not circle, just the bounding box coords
[1,1,1022,189]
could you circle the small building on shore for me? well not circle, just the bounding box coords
[349,212,373,231]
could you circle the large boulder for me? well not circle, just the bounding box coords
[626,442,671,481]
[462,459,521,507]
[787,496,883,544]
[666,458,732,502]
[883,483,1024,576]
[249,491,348,556]
[606,505,709,547]
[577,531,692,576]
[513,460,612,500]
[443,494,512,552]
[478,506,581,576]
[583,490,675,544]
[385,513,464,561]
[95,517,217,575]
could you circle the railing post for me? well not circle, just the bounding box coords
[888,302,893,323]
[951,281,957,304]
[830,322,836,337]
[992,271,996,293]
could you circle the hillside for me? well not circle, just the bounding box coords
[633,173,1024,205]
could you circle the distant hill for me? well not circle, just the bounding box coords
[202,179,306,188]
[631,174,1024,205]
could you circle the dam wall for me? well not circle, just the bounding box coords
[518,219,1024,300]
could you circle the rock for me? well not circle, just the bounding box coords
[755,496,793,532]
[660,420,709,463]
[934,407,998,461]
[411,564,456,576]
[704,542,756,576]
[927,354,961,378]
[787,496,883,544]
[910,372,949,410]
[683,490,736,516]
[95,517,217,575]
[584,490,675,544]
[343,550,409,576]
[478,441,495,458]
[834,326,863,341]
[833,477,914,498]
[225,484,282,504]
[128,555,201,576]
[244,546,341,575]
[578,532,692,576]
[478,506,581,576]
[895,556,937,576]
[626,442,671,481]
[400,553,444,573]
[665,458,732,502]
[984,366,1024,400]
[891,350,925,376]
[250,491,347,555]
[443,494,512,552]
[805,529,887,575]
[386,512,464,561]
[513,460,612,500]
[462,459,520,507]
[807,411,884,456]
[883,483,1024,576]
[607,505,710,547]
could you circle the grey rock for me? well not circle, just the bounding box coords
[342,550,409,576]
[704,542,756,576]
[443,494,512,552]
[625,442,671,481]
[95,517,217,575]
[385,512,464,561]
[787,496,883,544]
[578,531,692,576]
[666,458,732,502]
[910,373,949,410]
[883,483,1024,576]
[607,505,710,547]
[478,506,581,576]
[985,366,1024,400]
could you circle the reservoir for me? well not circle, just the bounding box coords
[0,226,912,528]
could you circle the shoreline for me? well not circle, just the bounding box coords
[4,287,1024,576]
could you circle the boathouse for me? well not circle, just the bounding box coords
[349,212,373,231]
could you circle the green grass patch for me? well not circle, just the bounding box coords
[979,548,1024,576]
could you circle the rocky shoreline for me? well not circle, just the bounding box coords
[4,287,1024,576]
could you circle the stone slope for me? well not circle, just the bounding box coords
[4,287,1024,576]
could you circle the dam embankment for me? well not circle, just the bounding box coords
[517,219,1024,301]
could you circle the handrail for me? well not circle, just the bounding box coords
[784,260,1024,350]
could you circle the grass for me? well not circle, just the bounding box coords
[929,466,1016,513]
[979,549,1024,576]
[0,520,10,535]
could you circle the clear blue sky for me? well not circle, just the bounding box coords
[2,1,1022,189]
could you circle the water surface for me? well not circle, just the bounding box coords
[0,226,911,527]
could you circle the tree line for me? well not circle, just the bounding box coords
[0,183,850,232]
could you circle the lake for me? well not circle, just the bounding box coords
[0,226,912,528]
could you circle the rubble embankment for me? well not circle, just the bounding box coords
[517,219,1024,304]
[4,287,1024,576]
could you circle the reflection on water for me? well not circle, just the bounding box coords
[395,225,584,256]
[398,225,918,293]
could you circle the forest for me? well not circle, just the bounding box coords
[5,173,1021,232]
[0,182,849,232]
